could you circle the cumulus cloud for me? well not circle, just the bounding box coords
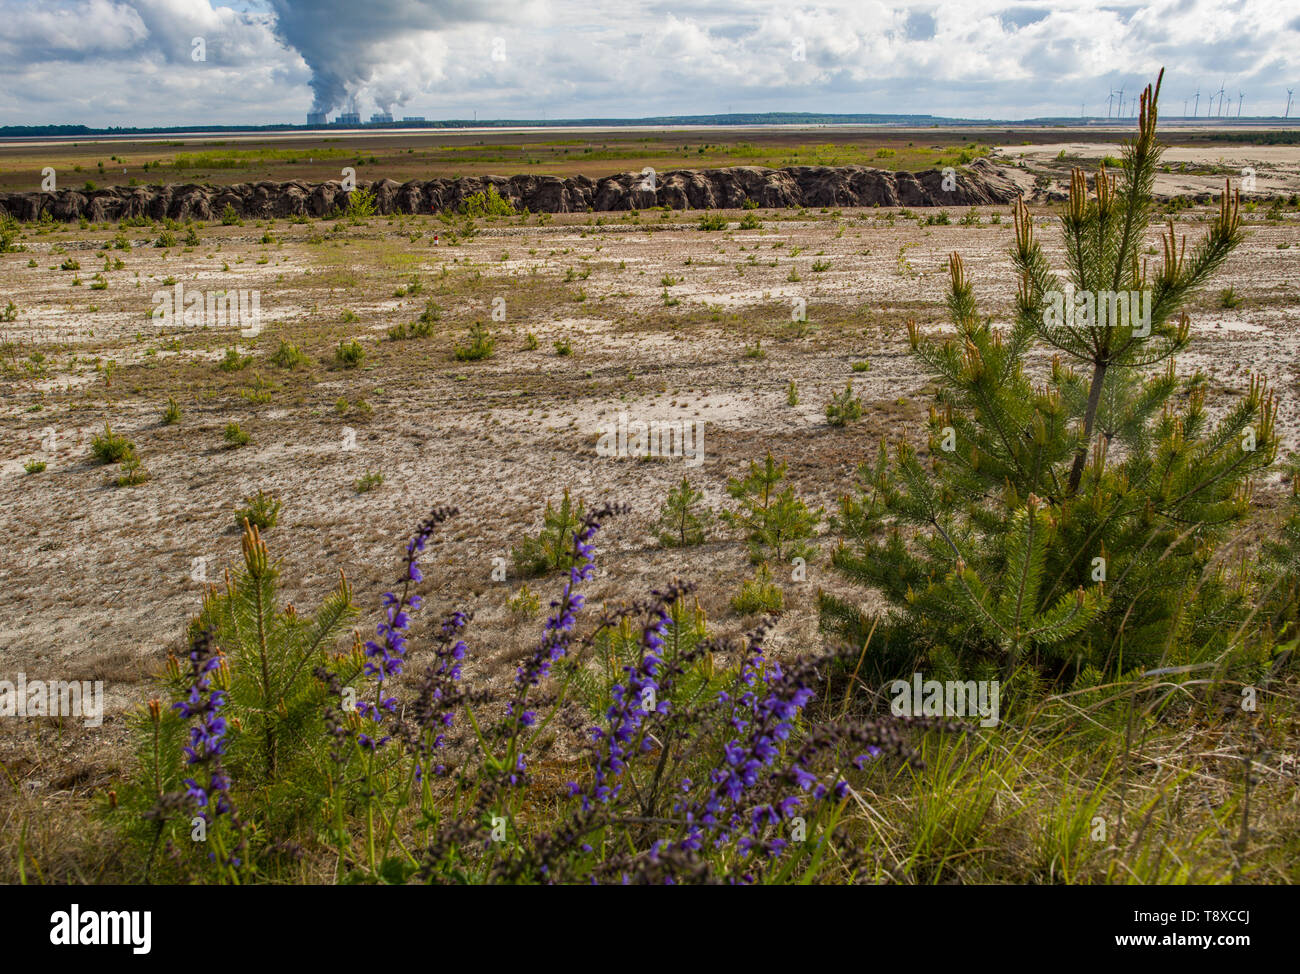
[0,0,1298,125]
[265,0,512,114]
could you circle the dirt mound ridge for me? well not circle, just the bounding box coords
[0,158,1019,223]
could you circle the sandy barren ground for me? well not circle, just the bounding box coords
[994,141,1300,199]
[0,187,1298,795]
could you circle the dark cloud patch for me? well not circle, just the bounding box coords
[903,10,935,40]
[997,6,1050,30]
[266,0,499,113]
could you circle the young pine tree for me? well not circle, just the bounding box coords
[655,476,715,547]
[722,452,821,566]
[119,520,360,876]
[512,489,587,577]
[822,71,1278,684]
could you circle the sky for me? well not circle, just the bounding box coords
[0,0,1298,126]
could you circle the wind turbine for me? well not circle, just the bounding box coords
[1116,85,1125,119]
[1286,89,1295,120]
[1238,91,1244,118]
[1107,90,1115,119]
[1193,88,1200,117]
[1217,81,1227,117]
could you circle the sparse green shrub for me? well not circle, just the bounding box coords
[115,454,151,487]
[698,213,728,231]
[459,185,515,217]
[219,347,252,372]
[732,563,784,615]
[334,340,365,368]
[162,397,182,425]
[722,453,820,565]
[238,373,277,404]
[388,320,433,341]
[0,214,23,253]
[91,424,135,464]
[221,204,242,225]
[223,422,251,447]
[354,471,384,494]
[24,459,46,474]
[506,582,542,618]
[511,489,586,577]
[655,477,715,547]
[345,188,377,222]
[825,381,863,426]
[234,489,280,531]
[270,340,310,369]
[452,323,495,361]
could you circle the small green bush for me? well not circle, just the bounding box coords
[732,564,784,615]
[512,489,586,577]
[459,185,515,217]
[219,348,253,373]
[234,489,281,531]
[825,382,863,426]
[115,455,151,487]
[345,188,377,222]
[452,323,495,361]
[506,582,542,618]
[334,340,365,368]
[270,340,310,369]
[354,471,384,494]
[223,422,251,447]
[655,477,714,548]
[91,424,135,464]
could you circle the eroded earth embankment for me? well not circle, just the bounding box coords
[0,158,1019,222]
